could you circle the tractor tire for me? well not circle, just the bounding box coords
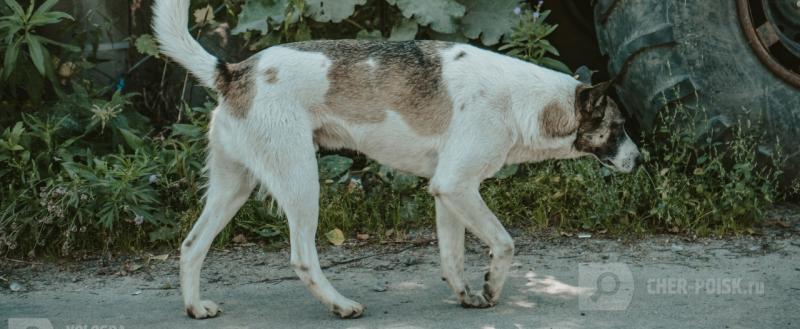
[593,0,800,180]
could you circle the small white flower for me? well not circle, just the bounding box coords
[134,215,145,226]
[513,7,522,15]
[148,174,159,184]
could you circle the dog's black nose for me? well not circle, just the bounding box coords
[633,154,642,168]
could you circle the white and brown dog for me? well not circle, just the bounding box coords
[154,0,640,319]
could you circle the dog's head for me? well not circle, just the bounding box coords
[573,81,641,173]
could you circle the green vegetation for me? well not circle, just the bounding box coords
[0,0,787,257]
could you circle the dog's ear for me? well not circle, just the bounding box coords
[577,80,616,121]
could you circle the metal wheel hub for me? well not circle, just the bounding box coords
[738,0,800,88]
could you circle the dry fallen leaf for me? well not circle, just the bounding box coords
[150,254,169,262]
[326,229,345,246]
[356,234,370,241]
[232,234,247,244]
[193,5,215,25]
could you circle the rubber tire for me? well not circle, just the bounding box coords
[593,0,800,178]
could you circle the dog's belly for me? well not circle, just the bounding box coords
[315,111,441,178]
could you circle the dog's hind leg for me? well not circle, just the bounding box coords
[247,130,364,319]
[181,146,256,319]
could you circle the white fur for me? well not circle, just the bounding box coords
[152,0,218,88]
[609,129,641,173]
[154,0,639,319]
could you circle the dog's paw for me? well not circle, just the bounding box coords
[331,299,365,319]
[186,300,221,319]
[459,289,496,309]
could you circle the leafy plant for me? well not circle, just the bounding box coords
[499,1,570,73]
[0,0,788,259]
[1,0,79,101]
[233,0,524,46]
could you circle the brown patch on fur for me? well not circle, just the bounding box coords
[215,58,257,119]
[265,67,279,84]
[186,307,197,319]
[183,235,196,248]
[482,283,494,300]
[539,100,578,138]
[287,40,454,136]
[491,94,512,112]
[313,120,355,150]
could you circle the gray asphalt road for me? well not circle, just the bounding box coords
[2,236,798,329]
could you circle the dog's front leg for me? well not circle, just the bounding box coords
[435,199,468,298]
[431,180,514,308]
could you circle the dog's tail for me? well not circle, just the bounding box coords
[153,0,219,89]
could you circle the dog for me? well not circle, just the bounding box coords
[153,0,640,319]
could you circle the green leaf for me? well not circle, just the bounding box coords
[294,21,312,41]
[3,0,24,18]
[460,0,521,45]
[3,37,20,79]
[386,0,465,34]
[390,173,420,192]
[170,123,204,138]
[319,155,353,180]
[0,18,22,40]
[33,0,59,16]
[356,29,383,40]
[539,57,571,74]
[26,34,46,75]
[306,0,366,23]
[28,10,73,26]
[389,19,418,41]
[118,128,144,150]
[61,161,97,181]
[233,0,290,35]
[135,34,160,57]
[0,16,21,30]
[38,36,81,52]
[25,0,33,18]
[494,164,519,179]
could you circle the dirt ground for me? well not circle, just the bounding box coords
[2,208,800,329]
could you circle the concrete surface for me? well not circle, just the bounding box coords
[2,235,799,329]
